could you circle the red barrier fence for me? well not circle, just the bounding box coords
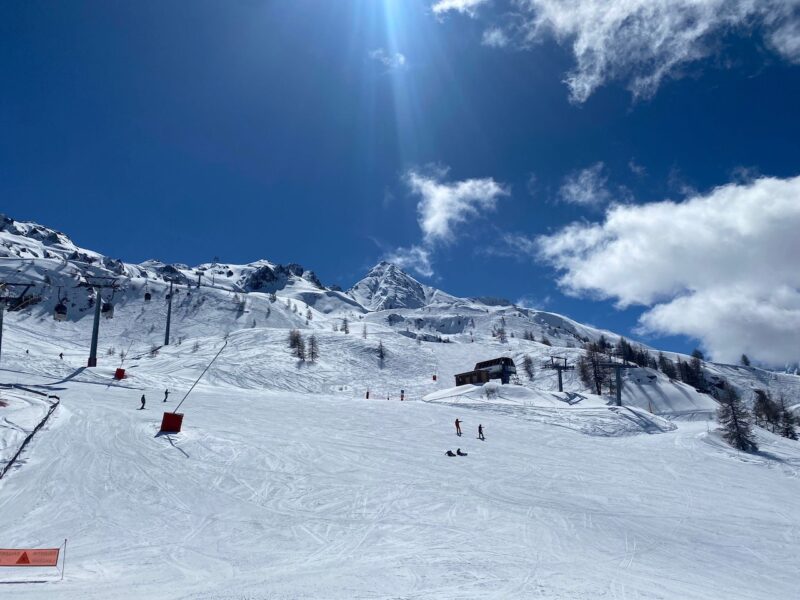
[0,548,59,567]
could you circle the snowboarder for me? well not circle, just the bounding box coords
[456,448,468,456]
[445,450,456,457]
[163,389,169,402]
[455,418,462,436]
[478,424,485,440]
[139,394,146,410]
[59,352,63,360]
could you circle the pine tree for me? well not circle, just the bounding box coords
[740,354,751,367]
[295,338,306,361]
[717,387,758,452]
[362,324,367,339]
[540,336,551,346]
[778,396,798,440]
[658,352,678,379]
[690,349,704,387]
[522,354,535,380]
[308,334,319,363]
[342,317,349,334]
[377,340,385,362]
[753,390,780,432]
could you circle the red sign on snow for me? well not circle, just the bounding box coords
[0,548,60,567]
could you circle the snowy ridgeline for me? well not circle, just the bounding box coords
[0,215,799,598]
[2,212,798,410]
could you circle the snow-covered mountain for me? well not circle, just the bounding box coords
[1,212,798,406]
[348,261,457,310]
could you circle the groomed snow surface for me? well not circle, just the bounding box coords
[0,316,799,600]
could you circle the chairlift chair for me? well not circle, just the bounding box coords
[54,302,68,322]
[102,301,114,319]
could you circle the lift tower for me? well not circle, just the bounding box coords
[598,361,639,406]
[543,356,575,392]
[81,275,119,367]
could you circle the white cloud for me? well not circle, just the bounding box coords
[482,27,510,48]
[536,175,800,364]
[559,162,612,206]
[406,168,508,244]
[432,0,489,17]
[445,0,800,102]
[369,48,407,71]
[385,168,508,277]
[384,245,434,278]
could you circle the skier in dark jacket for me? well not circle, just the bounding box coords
[59,352,63,360]
[455,418,462,436]
[163,389,169,402]
[140,394,146,410]
[478,424,485,440]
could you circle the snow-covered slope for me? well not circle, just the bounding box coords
[1,214,800,598]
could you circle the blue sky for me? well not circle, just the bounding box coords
[2,1,800,362]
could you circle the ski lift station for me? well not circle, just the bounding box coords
[455,357,517,386]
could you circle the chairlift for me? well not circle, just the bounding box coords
[54,302,68,322]
[102,301,114,319]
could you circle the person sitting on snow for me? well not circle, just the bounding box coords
[456,448,468,456]
[445,450,456,457]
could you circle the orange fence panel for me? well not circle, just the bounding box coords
[0,548,60,567]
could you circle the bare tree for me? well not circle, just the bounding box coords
[308,335,319,362]
[522,355,535,380]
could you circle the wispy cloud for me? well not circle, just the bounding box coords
[435,0,800,102]
[628,159,646,177]
[369,48,407,71]
[432,0,489,17]
[559,162,612,206]
[384,245,434,278]
[482,27,509,48]
[536,175,800,365]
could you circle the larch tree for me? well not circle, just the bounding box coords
[718,386,758,452]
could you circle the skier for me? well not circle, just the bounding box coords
[455,418,462,436]
[163,388,169,403]
[478,424,485,441]
[456,448,468,456]
[139,394,146,410]
[445,450,456,457]
[59,352,63,360]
